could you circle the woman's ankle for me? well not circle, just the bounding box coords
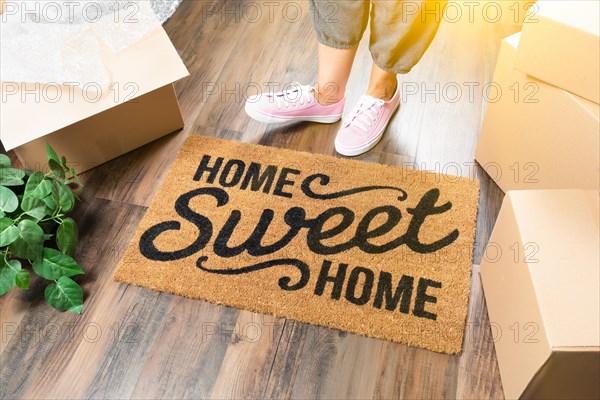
[366,79,398,101]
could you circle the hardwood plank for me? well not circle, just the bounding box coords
[411,16,488,172]
[129,300,240,399]
[262,320,305,399]
[455,266,504,399]
[472,166,505,265]
[374,344,459,399]
[0,294,31,355]
[209,311,285,399]
[319,335,384,399]
[285,324,345,399]
[469,21,520,264]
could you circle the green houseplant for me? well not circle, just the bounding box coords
[0,145,84,313]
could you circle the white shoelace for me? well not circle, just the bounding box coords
[272,82,315,109]
[344,96,385,133]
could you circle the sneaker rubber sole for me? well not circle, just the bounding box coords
[245,102,342,124]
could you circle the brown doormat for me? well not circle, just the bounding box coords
[114,135,480,354]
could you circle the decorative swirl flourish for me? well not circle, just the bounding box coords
[196,256,310,291]
[301,173,408,201]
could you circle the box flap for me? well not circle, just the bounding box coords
[1,25,189,151]
[506,31,599,120]
[480,197,553,399]
[515,1,600,104]
[534,0,599,36]
[509,190,600,348]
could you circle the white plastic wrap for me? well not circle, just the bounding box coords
[0,0,178,88]
[152,0,183,23]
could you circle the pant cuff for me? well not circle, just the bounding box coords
[314,31,361,50]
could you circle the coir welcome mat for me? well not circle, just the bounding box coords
[115,135,480,354]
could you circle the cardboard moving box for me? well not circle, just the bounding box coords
[1,11,189,173]
[475,33,599,192]
[515,0,599,104]
[480,190,600,399]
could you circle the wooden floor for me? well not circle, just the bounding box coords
[1,1,522,398]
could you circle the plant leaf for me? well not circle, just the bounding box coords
[0,154,11,168]
[0,217,19,247]
[69,167,83,187]
[0,167,25,186]
[21,195,43,212]
[0,186,18,214]
[0,259,20,296]
[21,196,47,222]
[57,218,78,256]
[25,206,47,222]
[49,159,65,179]
[32,247,84,280]
[15,269,29,289]
[43,193,58,213]
[46,143,60,164]
[44,276,83,314]
[51,181,74,212]
[8,220,44,262]
[24,171,52,199]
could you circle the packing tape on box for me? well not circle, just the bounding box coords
[0,0,162,89]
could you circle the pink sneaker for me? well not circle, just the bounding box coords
[245,82,345,124]
[335,85,400,156]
